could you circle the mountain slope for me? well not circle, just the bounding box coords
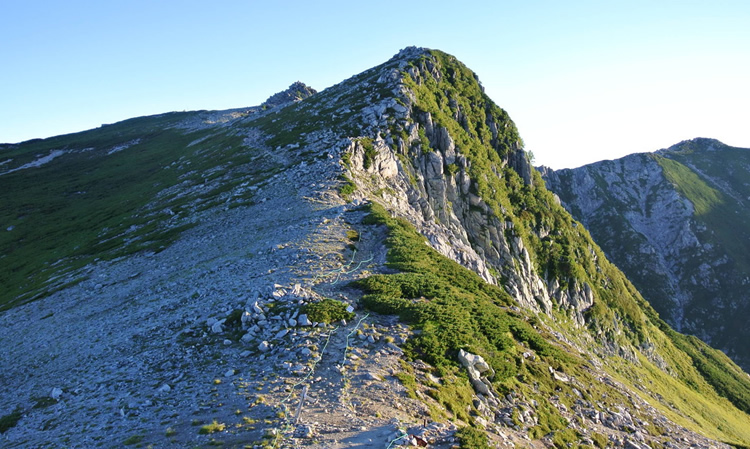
[1,49,749,448]
[541,138,750,372]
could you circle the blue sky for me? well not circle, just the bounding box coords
[2,1,748,168]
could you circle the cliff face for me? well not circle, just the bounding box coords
[345,49,594,323]
[541,138,750,371]
[1,48,749,448]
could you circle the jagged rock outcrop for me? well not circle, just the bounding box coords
[344,49,596,325]
[541,138,750,371]
[263,81,317,107]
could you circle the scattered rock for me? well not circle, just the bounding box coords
[50,387,63,400]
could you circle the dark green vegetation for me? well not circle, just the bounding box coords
[0,409,22,434]
[455,426,491,449]
[357,203,624,439]
[301,298,355,324]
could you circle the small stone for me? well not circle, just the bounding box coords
[364,372,381,381]
[259,341,270,352]
[158,384,171,393]
[211,320,225,334]
[50,387,63,400]
[225,369,235,377]
[252,301,263,314]
[223,339,232,345]
[296,424,315,438]
[240,350,252,357]
[275,329,289,339]
[298,314,312,326]
[346,305,354,313]
[288,318,297,327]
[241,333,255,343]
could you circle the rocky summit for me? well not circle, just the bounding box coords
[1,48,749,448]
[541,138,750,372]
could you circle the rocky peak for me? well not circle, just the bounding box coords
[661,137,726,154]
[262,81,317,108]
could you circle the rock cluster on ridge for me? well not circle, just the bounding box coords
[263,81,317,108]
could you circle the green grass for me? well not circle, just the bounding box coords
[300,298,355,324]
[0,112,282,310]
[356,203,590,435]
[198,420,226,434]
[122,434,144,445]
[456,426,491,448]
[655,156,723,216]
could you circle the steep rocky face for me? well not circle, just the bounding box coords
[541,138,750,371]
[1,49,749,448]
[345,48,594,324]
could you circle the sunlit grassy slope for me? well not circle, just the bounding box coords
[0,112,270,309]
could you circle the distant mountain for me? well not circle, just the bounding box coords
[1,49,749,448]
[541,138,750,371]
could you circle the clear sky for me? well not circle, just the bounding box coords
[2,0,748,169]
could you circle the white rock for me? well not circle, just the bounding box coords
[252,301,263,314]
[364,372,381,381]
[50,387,63,400]
[259,341,270,352]
[241,332,255,343]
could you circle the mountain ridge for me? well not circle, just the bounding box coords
[541,137,750,373]
[1,47,749,448]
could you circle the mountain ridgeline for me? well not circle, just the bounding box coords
[1,48,749,448]
[540,138,750,373]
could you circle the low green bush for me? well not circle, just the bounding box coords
[0,409,21,434]
[301,298,354,324]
